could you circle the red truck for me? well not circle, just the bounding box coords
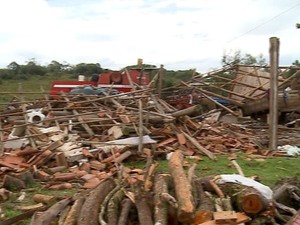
[50,69,150,96]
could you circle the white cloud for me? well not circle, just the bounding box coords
[0,0,299,72]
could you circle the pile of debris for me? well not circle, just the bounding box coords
[0,73,300,224]
[0,90,263,188]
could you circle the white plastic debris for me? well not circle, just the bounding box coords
[4,126,29,149]
[39,126,62,133]
[27,108,45,125]
[277,145,300,156]
[105,135,157,145]
[166,152,174,160]
[216,174,273,200]
[16,192,26,202]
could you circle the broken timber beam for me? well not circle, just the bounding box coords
[73,88,152,105]
[62,94,95,137]
[183,132,216,160]
[190,80,255,100]
[169,150,195,224]
[138,99,144,152]
[181,81,239,117]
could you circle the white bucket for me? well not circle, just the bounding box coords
[78,75,85,81]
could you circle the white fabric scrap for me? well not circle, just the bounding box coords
[278,145,300,156]
[39,127,62,133]
[105,135,157,145]
[216,174,273,200]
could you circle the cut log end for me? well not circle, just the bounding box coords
[242,193,267,214]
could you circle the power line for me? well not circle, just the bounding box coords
[228,2,300,43]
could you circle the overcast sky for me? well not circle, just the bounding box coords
[0,0,299,72]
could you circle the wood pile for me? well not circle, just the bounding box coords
[2,149,300,225]
[0,90,299,224]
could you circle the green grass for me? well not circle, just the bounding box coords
[125,153,300,187]
[192,154,300,187]
[0,181,79,223]
[0,74,75,109]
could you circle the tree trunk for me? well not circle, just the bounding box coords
[218,183,272,215]
[63,197,85,225]
[135,193,153,225]
[107,189,125,225]
[154,174,170,225]
[117,198,133,225]
[168,150,195,223]
[77,179,116,225]
[193,178,214,224]
[58,206,71,225]
[273,182,300,209]
[31,198,71,225]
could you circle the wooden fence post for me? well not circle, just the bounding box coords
[269,37,280,152]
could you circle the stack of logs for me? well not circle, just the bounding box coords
[2,150,300,225]
[0,90,299,224]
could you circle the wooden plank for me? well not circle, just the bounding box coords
[22,104,36,149]
[183,132,216,160]
[72,109,95,136]
[73,88,152,105]
[62,94,95,137]
[41,86,60,127]
[198,212,250,225]
[195,80,255,100]
[214,211,237,224]
[200,72,268,92]
[157,137,177,147]
[0,160,19,170]
[55,152,69,167]
[177,132,187,145]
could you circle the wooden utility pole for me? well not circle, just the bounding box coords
[269,37,280,152]
[158,64,164,98]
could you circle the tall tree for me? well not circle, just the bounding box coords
[222,50,266,66]
[47,60,63,73]
[74,63,102,75]
[6,61,20,78]
[7,61,20,73]
[19,58,47,76]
